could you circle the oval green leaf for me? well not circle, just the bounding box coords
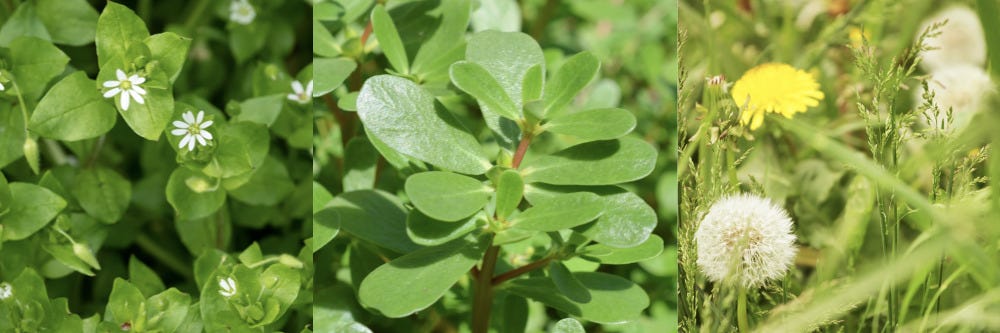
[544,108,636,142]
[495,169,524,220]
[330,190,420,254]
[315,57,356,96]
[29,71,117,141]
[72,167,131,224]
[553,318,586,333]
[1,183,66,241]
[521,137,656,186]
[406,210,482,246]
[511,192,603,231]
[357,75,491,175]
[450,61,520,120]
[580,234,664,265]
[466,31,544,147]
[549,261,590,303]
[505,272,650,324]
[405,171,491,222]
[165,167,226,220]
[371,5,409,74]
[358,235,487,317]
[541,51,600,118]
[525,185,656,248]
[95,1,149,67]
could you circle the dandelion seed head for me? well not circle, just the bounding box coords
[917,64,994,131]
[695,193,798,288]
[730,63,824,130]
[918,6,986,72]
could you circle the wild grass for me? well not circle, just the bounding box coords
[678,0,1000,332]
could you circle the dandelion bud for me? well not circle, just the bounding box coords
[695,193,797,288]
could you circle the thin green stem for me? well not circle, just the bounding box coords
[471,239,499,333]
[737,288,750,332]
[182,0,212,34]
[134,234,193,279]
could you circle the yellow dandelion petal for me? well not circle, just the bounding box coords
[730,63,825,130]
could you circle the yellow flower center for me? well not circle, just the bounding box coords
[120,80,132,90]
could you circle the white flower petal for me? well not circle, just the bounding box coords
[179,134,192,149]
[129,90,145,105]
[0,82,5,91]
[120,92,131,110]
[291,80,304,94]
[187,136,196,151]
[170,129,188,136]
[129,75,146,85]
[183,111,195,124]
[103,80,120,88]
[196,111,204,124]
[305,80,314,95]
[200,130,213,140]
[103,88,121,98]
[287,93,298,102]
[116,69,127,81]
[196,134,207,146]
[173,120,190,129]
[131,85,147,95]
[200,120,213,129]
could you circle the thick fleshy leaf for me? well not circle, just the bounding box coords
[525,185,656,248]
[411,0,470,80]
[580,235,664,264]
[371,5,409,74]
[358,235,486,317]
[405,171,491,222]
[505,272,649,324]
[95,2,149,66]
[521,137,656,186]
[329,190,420,254]
[343,137,379,192]
[540,52,600,118]
[549,261,590,303]
[552,318,586,333]
[511,192,603,231]
[450,61,520,120]
[466,31,544,147]
[406,210,482,246]
[494,169,524,220]
[72,167,131,224]
[315,57,356,96]
[314,208,340,252]
[1,183,66,240]
[29,72,117,141]
[357,75,490,175]
[544,108,636,142]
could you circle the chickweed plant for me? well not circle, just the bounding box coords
[680,0,1000,332]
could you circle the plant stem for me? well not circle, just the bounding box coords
[182,0,212,35]
[472,240,500,333]
[512,133,533,169]
[737,287,750,332]
[491,255,553,286]
[135,234,193,279]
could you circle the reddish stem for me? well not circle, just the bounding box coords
[511,134,533,169]
[491,256,553,286]
[361,22,374,48]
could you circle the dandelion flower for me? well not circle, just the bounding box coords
[916,64,994,131]
[288,80,313,104]
[218,277,237,298]
[695,193,797,288]
[0,282,11,300]
[918,6,986,72]
[171,110,214,151]
[731,63,824,130]
[102,69,147,111]
[229,0,256,25]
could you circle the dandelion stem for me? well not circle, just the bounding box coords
[737,288,750,332]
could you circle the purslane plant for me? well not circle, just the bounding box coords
[315,3,661,332]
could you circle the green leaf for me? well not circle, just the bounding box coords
[0,104,26,168]
[357,75,491,175]
[549,261,591,303]
[97,59,173,141]
[314,207,340,252]
[312,181,334,214]
[450,61,520,120]
[129,256,166,298]
[227,156,295,206]
[0,2,51,47]
[41,236,96,276]
[495,169,524,220]
[202,122,269,179]
[314,57,356,96]
[233,94,285,126]
[544,108,636,142]
[470,0,521,33]
[257,263,302,324]
[312,19,340,58]
[35,0,99,46]
[95,1,150,67]
[500,294,528,333]
[166,167,226,220]
[552,318,586,333]
[104,278,147,329]
[145,32,192,83]
[176,208,231,256]
[580,235,664,264]
[9,37,70,101]
[541,52,600,118]
[330,190,420,254]
[411,0,470,80]
[506,272,649,324]
[1,183,66,240]
[145,288,191,332]
[23,136,40,174]
[525,185,656,248]
[29,72,117,141]
[466,31,544,147]
[405,171,491,222]
[343,137,379,192]
[72,167,131,224]
[358,235,486,317]
[522,64,544,103]
[0,172,10,214]
[521,137,656,185]
[406,210,482,246]
[511,192,603,231]
[371,5,409,74]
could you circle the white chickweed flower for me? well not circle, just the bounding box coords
[102,69,147,111]
[218,277,237,298]
[288,80,313,104]
[171,110,214,151]
[695,193,797,288]
[917,6,986,72]
[0,282,11,300]
[917,64,995,131]
[0,82,5,92]
[230,0,256,25]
